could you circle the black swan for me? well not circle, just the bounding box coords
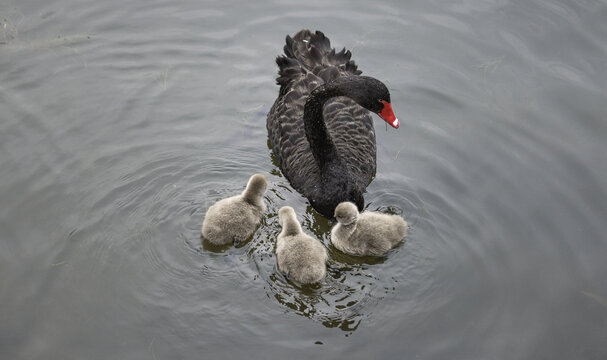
[267,30,398,218]
[331,201,407,256]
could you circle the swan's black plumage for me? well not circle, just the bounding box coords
[267,30,391,218]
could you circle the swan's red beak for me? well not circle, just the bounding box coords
[378,101,399,128]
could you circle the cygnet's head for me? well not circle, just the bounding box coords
[245,173,268,198]
[334,202,359,225]
[278,206,296,227]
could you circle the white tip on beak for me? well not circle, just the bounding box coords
[393,118,399,128]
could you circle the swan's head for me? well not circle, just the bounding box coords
[278,206,296,227]
[245,173,268,197]
[334,202,359,225]
[335,76,399,129]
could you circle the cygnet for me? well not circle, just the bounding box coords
[331,201,407,256]
[276,206,327,284]
[201,173,267,245]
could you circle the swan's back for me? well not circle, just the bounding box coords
[276,206,327,284]
[201,174,267,245]
[331,209,407,256]
[357,212,407,247]
[276,235,327,284]
[267,30,377,200]
[201,195,262,245]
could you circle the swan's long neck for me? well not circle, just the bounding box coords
[301,76,369,214]
[303,82,344,173]
[280,217,302,237]
[242,187,262,206]
[334,221,357,239]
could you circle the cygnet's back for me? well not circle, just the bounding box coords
[276,206,327,284]
[201,173,267,245]
[331,202,407,256]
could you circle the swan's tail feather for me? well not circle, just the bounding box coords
[275,29,362,89]
[276,55,303,88]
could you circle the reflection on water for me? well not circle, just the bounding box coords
[265,246,392,334]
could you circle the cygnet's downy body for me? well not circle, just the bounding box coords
[276,206,327,284]
[201,173,267,245]
[331,202,407,256]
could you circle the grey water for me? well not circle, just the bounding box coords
[1,0,606,359]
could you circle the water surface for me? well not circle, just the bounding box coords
[1,0,606,359]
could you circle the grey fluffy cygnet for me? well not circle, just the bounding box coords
[276,206,328,284]
[201,173,268,245]
[331,202,407,256]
